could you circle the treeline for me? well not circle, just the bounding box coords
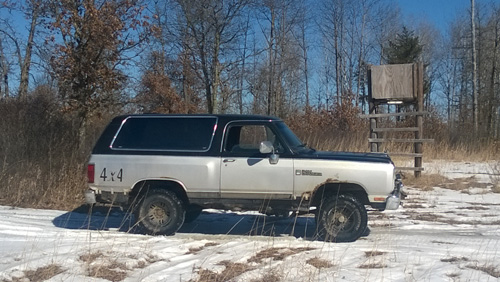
[0,0,498,138]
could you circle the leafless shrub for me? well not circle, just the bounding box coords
[306,257,334,269]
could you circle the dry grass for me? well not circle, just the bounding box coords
[306,257,334,269]
[186,242,220,254]
[467,263,500,278]
[195,261,253,282]
[251,271,282,282]
[491,164,500,193]
[365,251,386,257]
[10,264,64,282]
[80,251,129,281]
[79,250,163,282]
[402,173,449,190]
[441,256,470,263]
[88,263,128,282]
[358,262,387,269]
[403,173,493,192]
[248,247,315,264]
[0,97,498,211]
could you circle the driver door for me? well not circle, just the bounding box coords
[220,122,294,199]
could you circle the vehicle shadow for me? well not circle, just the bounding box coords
[52,205,136,232]
[52,205,319,239]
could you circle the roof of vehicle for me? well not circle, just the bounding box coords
[113,114,282,123]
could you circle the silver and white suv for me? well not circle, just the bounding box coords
[85,114,402,242]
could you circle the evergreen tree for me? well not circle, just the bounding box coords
[384,26,423,64]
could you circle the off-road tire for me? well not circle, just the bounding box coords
[135,189,185,235]
[316,194,367,242]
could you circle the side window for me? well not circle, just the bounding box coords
[112,117,216,151]
[224,124,284,155]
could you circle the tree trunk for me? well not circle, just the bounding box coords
[18,4,39,99]
[471,0,479,133]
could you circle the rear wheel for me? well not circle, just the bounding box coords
[135,189,185,235]
[316,194,367,242]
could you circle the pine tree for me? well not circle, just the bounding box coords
[384,26,423,64]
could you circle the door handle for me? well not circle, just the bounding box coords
[223,159,235,163]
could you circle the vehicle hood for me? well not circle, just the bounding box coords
[295,150,393,164]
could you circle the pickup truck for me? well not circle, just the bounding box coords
[85,114,402,242]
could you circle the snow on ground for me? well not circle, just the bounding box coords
[1,161,500,282]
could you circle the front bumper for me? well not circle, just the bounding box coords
[385,174,404,210]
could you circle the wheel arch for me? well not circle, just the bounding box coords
[130,178,189,206]
[311,181,370,207]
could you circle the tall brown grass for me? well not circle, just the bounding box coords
[0,93,113,210]
[0,97,498,211]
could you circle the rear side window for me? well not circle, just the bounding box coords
[111,116,217,151]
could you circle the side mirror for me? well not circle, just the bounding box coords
[259,141,274,154]
[260,141,279,165]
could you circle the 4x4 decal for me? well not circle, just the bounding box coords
[100,168,123,182]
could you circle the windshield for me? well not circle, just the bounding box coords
[275,122,314,153]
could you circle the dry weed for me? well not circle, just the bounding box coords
[365,251,386,257]
[402,173,449,190]
[446,272,461,278]
[358,262,387,269]
[195,261,253,282]
[79,251,104,263]
[186,242,220,254]
[490,164,500,193]
[12,264,64,282]
[441,256,470,263]
[248,247,315,264]
[306,257,334,269]
[466,263,500,278]
[251,271,282,282]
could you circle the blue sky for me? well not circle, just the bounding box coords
[397,0,477,33]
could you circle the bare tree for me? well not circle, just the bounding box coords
[175,0,249,113]
[471,0,479,133]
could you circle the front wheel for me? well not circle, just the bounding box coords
[135,189,185,235]
[316,194,367,242]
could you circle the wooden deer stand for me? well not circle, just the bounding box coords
[366,63,433,177]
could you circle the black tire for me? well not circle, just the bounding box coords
[316,194,367,242]
[134,189,185,235]
[184,205,203,223]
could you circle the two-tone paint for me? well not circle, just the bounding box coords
[86,114,401,211]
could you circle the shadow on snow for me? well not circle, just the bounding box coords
[52,205,323,239]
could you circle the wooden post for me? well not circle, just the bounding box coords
[414,63,424,177]
[367,66,378,152]
[369,101,378,152]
